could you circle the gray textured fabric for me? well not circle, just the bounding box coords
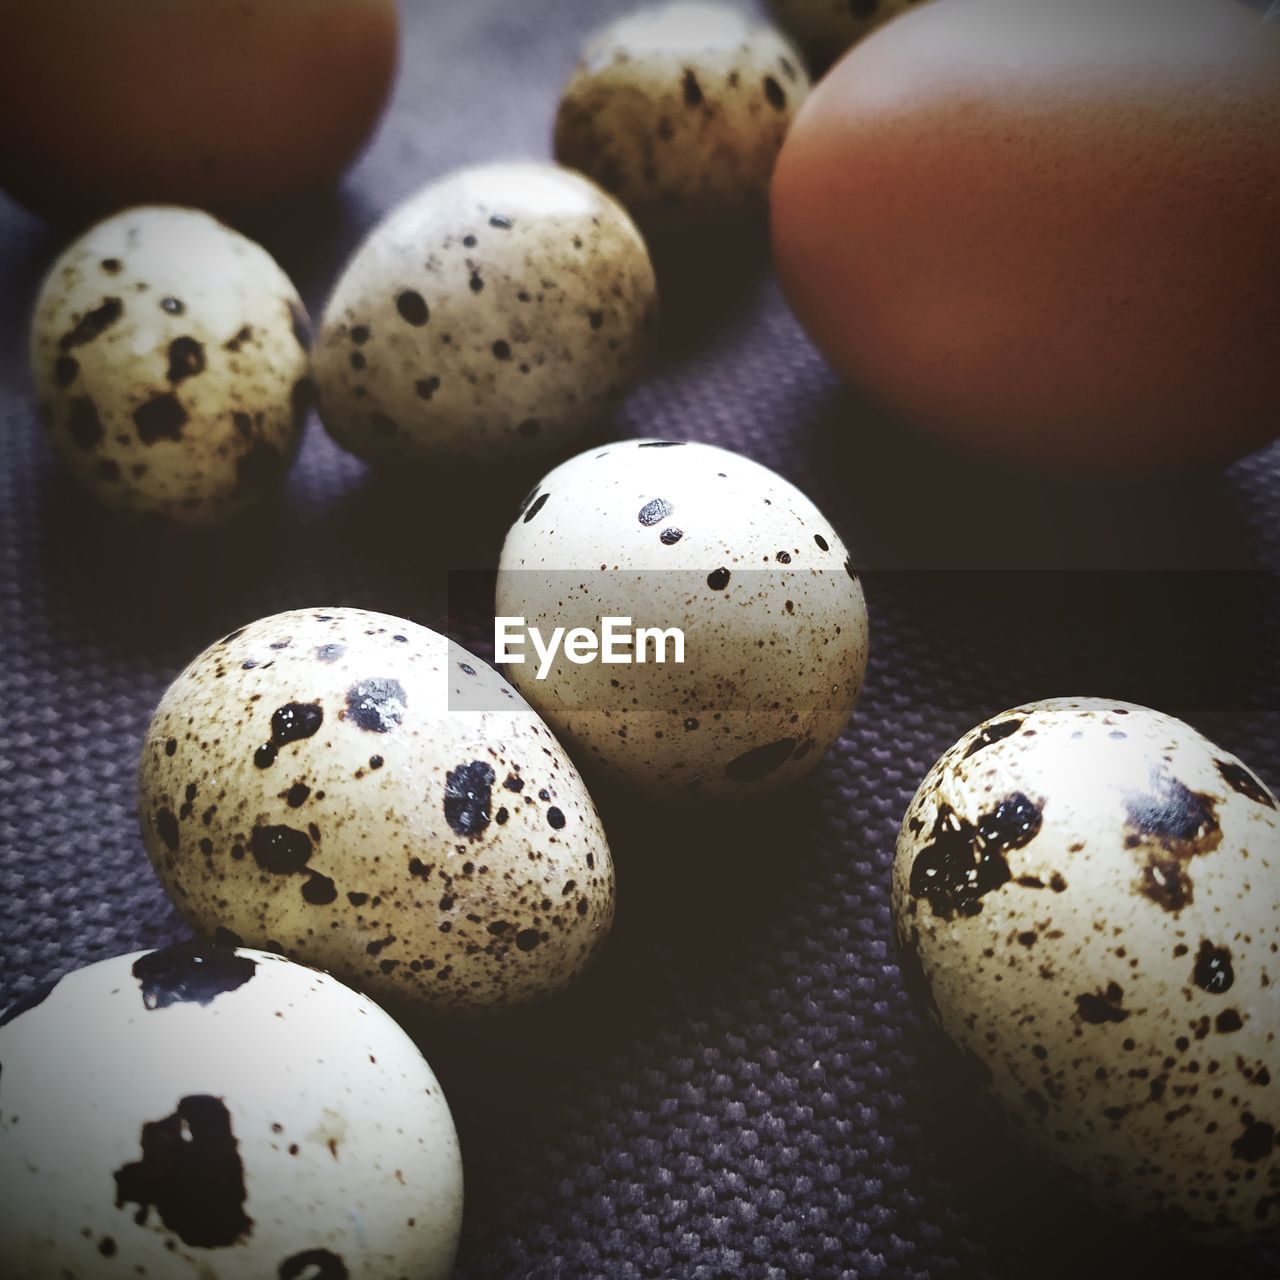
[1,2,1277,1276]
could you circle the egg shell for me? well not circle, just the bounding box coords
[0,944,462,1279]
[496,438,869,799]
[138,608,615,1015]
[29,206,311,524]
[767,0,927,67]
[892,698,1280,1241]
[313,162,658,466]
[554,2,811,228]
[0,0,398,220]
[772,0,1280,465]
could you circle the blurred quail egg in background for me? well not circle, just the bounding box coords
[138,608,615,1016]
[314,161,658,466]
[0,0,399,220]
[29,206,311,524]
[0,943,462,1280]
[496,439,869,800]
[893,698,1280,1241]
[767,0,928,68]
[555,2,810,228]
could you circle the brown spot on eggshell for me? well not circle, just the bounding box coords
[910,793,1042,920]
[1215,758,1275,809]
[1125,768,1221,913]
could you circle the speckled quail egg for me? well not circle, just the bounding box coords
[892,698,1280,1242]
[554,2,811,227]
[766,0,927,67]
[0,943,462,1279]
[29,206,311,524]
[313,162,658,466]
[495,438,869,799]
[138,608,614,1016]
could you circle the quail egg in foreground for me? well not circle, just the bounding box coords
[138,608,614,1016]
[893,698,1280,1241]
[30,206,311,524]
[554,2,810,227]
[496,439,869,800]
[0,943,462,1280]
[314,161,658,466]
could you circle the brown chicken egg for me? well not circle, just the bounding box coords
[772,0,1280,466]
[0,0,398,220]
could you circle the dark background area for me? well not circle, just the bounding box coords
[1,2,1277,1276]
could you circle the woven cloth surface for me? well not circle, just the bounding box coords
[1,2,1278,1277]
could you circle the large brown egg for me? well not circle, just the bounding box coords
[771,0,1280,466]
[0,0,398,221]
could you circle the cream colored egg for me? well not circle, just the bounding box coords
[29,206,311,524]
[313,162,658,466]
[0,944,462,1279]
[137,608,614,1015]
[554,2,810,227]
[893,698,1280,1241]
[496,439,868,799]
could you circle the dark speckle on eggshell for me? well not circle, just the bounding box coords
[964,719,1024,758]
[1231,1117,1275,1163]
[131,941,256,1011]
[638,497,674,526]
[1193,940,1235,995]
[60,296,123,349]
[444,760,495,839]
[114,1095,252,1248]
[279,1250,349,1280]
[1075,984,1130,1025]
[910,793,1043,920]
[166,337,206,383]
[345,679,406,733]
[256,701,324,768]
[133,393,189,445]
[302,872,338,906]
[1125,769,1221,912]
[155,807,180,852]
[250,823,313,875]
[396,290,430,326]
[1126,770,1219,846]
[1215,758,1275,809]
